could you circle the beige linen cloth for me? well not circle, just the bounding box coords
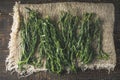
[6,2,116,77]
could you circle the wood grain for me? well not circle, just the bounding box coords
[0,0,120,80]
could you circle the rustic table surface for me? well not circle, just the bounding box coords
[0,0,120,80]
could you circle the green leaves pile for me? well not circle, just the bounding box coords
[18,8,109,74]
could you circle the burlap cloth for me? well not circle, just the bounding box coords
[6,2,116,77]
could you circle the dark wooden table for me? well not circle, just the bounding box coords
[0,0,120,80]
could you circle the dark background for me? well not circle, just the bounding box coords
[0,0,120,80]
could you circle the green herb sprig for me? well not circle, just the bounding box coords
[18,8,109,73]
